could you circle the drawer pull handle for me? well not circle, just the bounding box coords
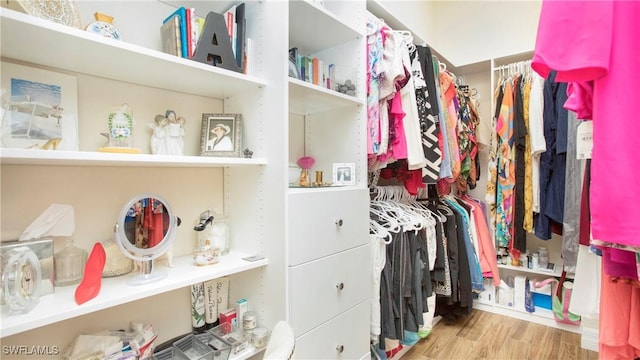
[336,282,344,290]
[336,345,344,353]
[335,219,343,227]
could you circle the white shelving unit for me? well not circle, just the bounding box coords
[1,251,267,338]
[0,9,266,99]
[0,1,288,355]
[497,263,563,278]
[0,148,267,167]
[288,78,364,115]
[286,1,369,359]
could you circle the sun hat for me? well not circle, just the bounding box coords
[212,124,230,134]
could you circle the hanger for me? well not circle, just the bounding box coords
[369,203,401,233]
[369,218,393,244]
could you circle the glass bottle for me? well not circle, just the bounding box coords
[211,213,230,255]
[54,239,87,286]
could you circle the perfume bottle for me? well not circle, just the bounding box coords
[54,239,87,287]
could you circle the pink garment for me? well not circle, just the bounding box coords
[599,274,640,360]
[564,81,593,120]
[532,1,640,248]
[533,2,640,358]
[377,93,408,164]
[601,247,639,280]
[461,196,501,287]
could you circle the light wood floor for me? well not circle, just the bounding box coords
[400,309,599,360]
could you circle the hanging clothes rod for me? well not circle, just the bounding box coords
[493,60,532,71]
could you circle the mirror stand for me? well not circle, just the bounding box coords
[129,257,168,286]
[113,193,177,287]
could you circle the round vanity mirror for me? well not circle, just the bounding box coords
[114,193,177,286]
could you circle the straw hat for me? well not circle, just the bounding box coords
[212,124,230,134]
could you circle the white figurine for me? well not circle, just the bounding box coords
[165,110,185,156]
[149,114,168,155]
[150,110,185,156]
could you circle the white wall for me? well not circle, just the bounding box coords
[372,0,542,67]
[430,1,542,66]
[368,0,437,46]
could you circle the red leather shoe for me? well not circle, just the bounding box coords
[74,242,106,305]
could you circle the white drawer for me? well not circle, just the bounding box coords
[288,244,370,336]
[294,300,370,360]
[288,188,368,266]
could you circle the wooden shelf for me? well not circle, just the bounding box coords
[288,78,364,115]
[0,148,267,167]
[289,0,363,54]
[0,9,266,99]
[0,251,268,338]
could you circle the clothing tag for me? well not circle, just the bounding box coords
[576,121,593,159]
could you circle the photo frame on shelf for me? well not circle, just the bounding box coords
[0,61,79,151]
[333,163,355,186]
[200,113,242,157]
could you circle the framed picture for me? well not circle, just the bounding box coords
[333,163,355,186]
[200,113,242,157]
[1,61,79,150]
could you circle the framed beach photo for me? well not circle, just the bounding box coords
[333,163,355,186]
[200,113,242,157]
[1,61,79,150]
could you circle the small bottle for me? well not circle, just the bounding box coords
[538,247,549,269]
[532,253,539,269]
[243,311,257,330]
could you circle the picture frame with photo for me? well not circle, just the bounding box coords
[333,163,355,186]
[1,61,79,150]
[200,113,242,157]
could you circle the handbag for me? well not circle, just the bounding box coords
[532,270,581,325]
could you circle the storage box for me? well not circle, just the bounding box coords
[196,329,232,360]
[173,334,213,360]
[1,238,55,302]
[533,293,552,310]
[210,323,250,357]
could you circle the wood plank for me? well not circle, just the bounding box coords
[493,338,530,359]
[526,326,564,359]
[471,322,513,359]
[402,309,600,360]
[456,309,492,341]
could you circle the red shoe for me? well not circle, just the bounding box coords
[74,242,106,305]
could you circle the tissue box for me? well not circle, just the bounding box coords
[1,238,55,300]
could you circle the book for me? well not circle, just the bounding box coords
[224,4,236,57]
[328,64,335,89]
[163,7,188,58]
[244,37,252,75]
[160,15,182,57]
[312,57,319,85]
[194,15,205,50]
[234,3,246,69]
[185,7,192,58]
[289,47,298,64]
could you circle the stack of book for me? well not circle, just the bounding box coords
[161,4,248,72]
[289,47,335,90]
[161,6,202,59]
